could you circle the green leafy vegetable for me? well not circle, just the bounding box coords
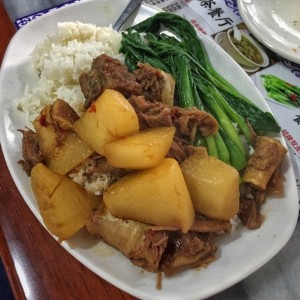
[120,12,281,171]
[221,90,281,134]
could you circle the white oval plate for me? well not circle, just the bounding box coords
[237,0,300,64]
[0,1,298,299]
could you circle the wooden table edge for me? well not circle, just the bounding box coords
[0,226,26,300]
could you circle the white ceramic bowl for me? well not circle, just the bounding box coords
[223,28,269,68]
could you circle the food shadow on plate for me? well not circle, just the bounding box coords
[214,222,243,249]
[64,226,101,250]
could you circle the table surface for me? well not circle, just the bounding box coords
[0,1,300,300]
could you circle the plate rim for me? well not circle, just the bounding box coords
[0,1,299,299]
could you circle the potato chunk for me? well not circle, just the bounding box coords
[33,100,92,174]
[181,150,239,220]
[48,132,94,175]
[104,127,175,169]
[73,89,139,155]
[73,114,113,156]
[103,158,195,232]
[31,163,101,240]
[34,116,94,175]
[31,163,63,199]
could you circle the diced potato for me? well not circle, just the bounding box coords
[104,127,175,169]
[34,104,94,174]
[73,113,114,156]
[96,89,139,137]
[103,158,195,232]
[33,101,84,168]
[181,151,239,220]
[48,132,94,175]
[73,89,139,155]
[31,163,101,240]
[31,163,63,200]
[33,106,58,161]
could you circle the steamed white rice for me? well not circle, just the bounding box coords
[16,22,125,194]
[68,157,121,196]
[16,21,124,122]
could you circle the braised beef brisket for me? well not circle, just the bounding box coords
[18,129,45,175]
[133,62,165,102]
[238,183,266,229]
[161,231,217,276]
[86,208,168,273]
[49,99,79,131]
[128,95,218,141]
[79,54,143,108]
[167,137,196,163]
[190,218,232,233]
[172,106,218,141]
[128,95,173,129]
[86,207,218,275]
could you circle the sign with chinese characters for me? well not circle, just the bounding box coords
[184,0,242,32]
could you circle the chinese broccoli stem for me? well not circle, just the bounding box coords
[194,76,252,143]
[218,126,247,171]
[214,132,230,163]
[193,132,207,147]
[176,55,197,108]
[205,135,219,158]
[194,77,246,158]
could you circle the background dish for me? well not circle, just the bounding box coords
[0,0,298,299]
[215,32,259,73]
[215,30,268,73]
[237,0,300,64]
[225,28,269,67]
